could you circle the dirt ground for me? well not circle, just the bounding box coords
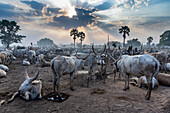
[0,59,170,113]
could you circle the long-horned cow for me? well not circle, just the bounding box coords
[74,44,106,86]
[107,45,122,81]
[108,53,160,100]
[50,54,89,97]
[8,69,42,103]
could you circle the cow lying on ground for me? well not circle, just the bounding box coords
[130,76,159,89]
[41,59,50,67]
[8,69,42,103]
[0,52,8,64]
[108,53,160,100]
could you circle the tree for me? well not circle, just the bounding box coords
[0,19,26,48]
[78,31,85,47]
[70,29,78,47]
[147,36,153,46]
[107,41,122,48]
[37,38,57,48]
[126,38,141,47]
[119,26,130,48]
[158,30,170,46]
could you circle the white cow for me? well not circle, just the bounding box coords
[50,55,85,97]
[36,54,44,67]
[8,69,42,102]
[28,50,36,64]
[108,53,160,100]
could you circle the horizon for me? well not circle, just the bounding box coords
[0,0,170,46]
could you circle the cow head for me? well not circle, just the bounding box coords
[75,48,91,69]
[92,44,106,65]
[77,59,85,70]
[18,68,39,95]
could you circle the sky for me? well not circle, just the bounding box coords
[0,0,170,46]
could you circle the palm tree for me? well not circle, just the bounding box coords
[70,29,78,47]
[147,36,153,46]
[119,26,130,48]
[78,32,85,47]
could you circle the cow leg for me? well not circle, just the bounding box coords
[56,75,60,97]
[123,74,127,91]
[145,76,152,100]
[38,81,42,99]
[53,74,57,98]
[70,72,75,91]
[127,74,130,89]
[87,66,93,87]
[24,91,30,101]
[114,72,116,82]
[118,72,121,80]
[164,64,167,73]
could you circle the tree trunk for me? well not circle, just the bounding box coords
[80,39,82,48]
[74,39,75,48]
[123,34,126,49]
[73,35,76,48]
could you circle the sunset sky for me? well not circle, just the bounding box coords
[0,0,170,46]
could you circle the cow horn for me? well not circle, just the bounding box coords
[100,44,106,55]
[30,69,39,81]
[107,50,116,61]
[25,68,29,79]
[76,48,90,60]
[92,44,97,55]
[108,43,115,54]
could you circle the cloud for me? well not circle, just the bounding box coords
[0,0,33,11]
[0,3,16,18]
[0,0,169,45]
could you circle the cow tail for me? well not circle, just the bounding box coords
[51,60,57,77]
[154,59,160,81]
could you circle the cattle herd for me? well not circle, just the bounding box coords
[0,45,170,105]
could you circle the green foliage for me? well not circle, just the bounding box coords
[37,38,56,48]
[147,36,153,46]
[119,26,130,47]
[0,19,26,48]
[158,30,170,46]
[78,31,85,47]
[126,38,141,47]
[107,41,122,47]
[70,28,79,47]
[78,32,85,42]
